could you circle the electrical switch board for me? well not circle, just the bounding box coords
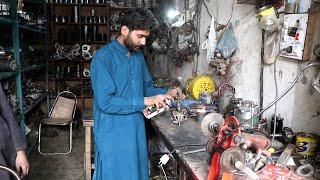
[280,14,308,60]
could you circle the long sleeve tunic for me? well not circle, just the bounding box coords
[90,39,167,180]
[0,83,27,179]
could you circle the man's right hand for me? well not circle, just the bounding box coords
[144,94,173,110]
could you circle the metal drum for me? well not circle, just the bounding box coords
[296,133,319,157]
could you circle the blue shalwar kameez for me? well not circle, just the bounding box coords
[90,39,167,180]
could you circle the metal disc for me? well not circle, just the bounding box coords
[201,112,224,137]
[220,147,246,173]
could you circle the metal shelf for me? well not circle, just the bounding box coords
[19,24,47,34]
[0,71,19,80]
[24,92,48,115]
[21,64,46,73]
[0,16,16,24]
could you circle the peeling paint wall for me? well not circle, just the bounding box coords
[148,1,320,134]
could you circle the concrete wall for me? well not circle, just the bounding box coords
[148,1,320,134]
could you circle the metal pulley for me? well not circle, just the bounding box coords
[201,112,224,137]
[220,146,246,173]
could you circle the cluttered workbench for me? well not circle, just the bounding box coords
[151,113,210,180]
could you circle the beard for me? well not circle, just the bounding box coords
[124,32,142,52]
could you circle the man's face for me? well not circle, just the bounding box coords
[124,29,150,52]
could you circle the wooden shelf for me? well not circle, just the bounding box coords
[56,78,81,81]
[50,22,80,25]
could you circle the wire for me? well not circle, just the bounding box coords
[169,144,206,154]
[272,55,279,144]
[203,0,212,18]
[159,165,168,180]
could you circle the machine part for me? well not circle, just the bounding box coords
[187,75,216,100]
[182,148,206,155]
[171,109,187,126]
[206,138,216,154]
[296,133,319,157]
[201,113,224,137]
[296,163,314,177]
[282,127,293,143]
[207,116,241,180]
[83,68,90,77]
[234,161,259,180]
[82,52,92,60]
[233,99,260,130]
[276,144,295,166]
[220,146,246,173]
[82,44,91,53]
[209,57,230,76]
[232,133,271,154]
[199,92,212,104]
[217,83,235,114]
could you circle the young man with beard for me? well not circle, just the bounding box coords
[90,8,185,180]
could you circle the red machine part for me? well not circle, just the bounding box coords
[207,116,241,180]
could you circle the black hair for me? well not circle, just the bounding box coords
[120,8,157,31]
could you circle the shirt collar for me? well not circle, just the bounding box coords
[112,39,128,54]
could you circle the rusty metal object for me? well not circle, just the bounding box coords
[220,146,246,173]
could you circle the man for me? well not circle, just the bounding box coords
[0,83,29,179]
[90,8,184,180]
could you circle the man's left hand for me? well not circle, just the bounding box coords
[167,87,186,99]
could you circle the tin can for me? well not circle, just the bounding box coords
[296,133,319,157]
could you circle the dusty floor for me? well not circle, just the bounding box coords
[24,121,169,180]
[26,127,85,180]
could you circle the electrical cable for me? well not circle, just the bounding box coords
[202,0,212,18]
[159,164,168,180]
[272,55,279,144]
[241,60,320,126]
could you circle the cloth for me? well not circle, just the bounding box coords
[0,83,27,179]
[90,39,167,180]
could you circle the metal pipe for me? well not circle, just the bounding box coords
[240,61,320,126]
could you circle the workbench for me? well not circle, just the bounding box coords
[82,110,210,180]
[151,114,209,180]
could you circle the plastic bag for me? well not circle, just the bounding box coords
[217,24,238,58]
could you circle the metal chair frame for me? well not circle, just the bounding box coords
[38,91,77,155]
[0,165,21,180]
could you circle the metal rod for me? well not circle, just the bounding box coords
[182,148,206,155]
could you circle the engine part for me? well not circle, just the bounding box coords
[220,146,246,173]
[233,99,260,130]
[199,92,212,104]
[217,83,235,114]
[187,75,216,100]
[232,133,271,154]
[296,163,314,177]
[201,112,224,137]
[83,68,90,77]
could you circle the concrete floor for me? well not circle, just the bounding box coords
[26,127,85,180]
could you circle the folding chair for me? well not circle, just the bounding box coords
[38,91,77,155]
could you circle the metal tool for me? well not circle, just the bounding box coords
[200,112,224,137]
[220,146,246,173]
[182,148,206,155]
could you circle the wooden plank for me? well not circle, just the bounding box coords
[303,12,318,60]
[85,126,92,180]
